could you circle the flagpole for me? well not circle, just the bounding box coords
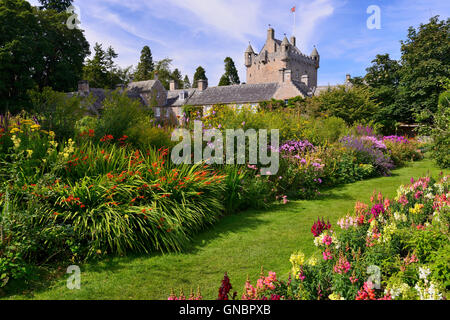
[294,9,296,36]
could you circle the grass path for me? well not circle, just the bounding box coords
[6,159,448,300]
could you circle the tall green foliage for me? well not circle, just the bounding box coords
[193,66,208,88]
[364,54,403,132]
[183,75,191,89]
[134,46,154,81]
[38,0,73,12]
[315,86,379,125]
[399,16,449,121]
[0,0,90,113]
[29,87,85,141]
[218,57,240,86]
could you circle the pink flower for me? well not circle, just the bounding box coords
[323,249,333,260]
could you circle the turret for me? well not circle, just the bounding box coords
[281,36,290,51]
[311,46,320,68]
[245,43,255,67]
[281,36,290,61]
[290,36,296,47]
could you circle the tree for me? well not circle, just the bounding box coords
[33,8,90,92]
[83,43,128,89]
[398,16,449,123]
[38,0,73,12]
[218,74,231,86]
[0,0,89,113]
[192,66,207,88]
[315,86,380,125]
[364,54,403,132]
[218,57,240,86]
[153,58,173,90]
[83,43,109,88]
[171,68,183,89]
[183,75,191,89]
[134,45,154,81]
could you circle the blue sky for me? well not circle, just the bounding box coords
[28,0,449,86]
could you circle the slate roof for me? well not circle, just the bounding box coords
[165,88,197,107]
[68,88,146,114]
[185,83,280,106]
[127,80,157,92]
[291,80,314,97]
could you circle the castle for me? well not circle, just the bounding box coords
[74,27,349,123]
[245,27,320,90]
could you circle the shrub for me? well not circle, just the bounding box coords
[314,86,380,125]
[95,91,151,141]
[340,135,394,176]
[125,117,175,150]
[28,87,85,141]
[383,136,423,166]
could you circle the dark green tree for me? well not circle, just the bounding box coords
[183,75,191,89]
[364,54,402,132]
[153,58,173,90]
[32,8,90,92]
[83,43,109,88]
[134,45,154,81]
[218,57,240,86]
[192,66,207,88]
[171,68,183,89]
[0,0,89,113]
[218,74,231,86]
[38,0,73,12]
[398,16,450,123]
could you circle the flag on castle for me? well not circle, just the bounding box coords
[291,6,296,12]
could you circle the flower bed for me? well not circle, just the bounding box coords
[174,174,449,300]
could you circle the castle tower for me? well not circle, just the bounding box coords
[245,27,319,89]
[244,43,255,67]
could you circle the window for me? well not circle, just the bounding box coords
[155,107,160,118]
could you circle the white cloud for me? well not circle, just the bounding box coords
[294,0,341,51]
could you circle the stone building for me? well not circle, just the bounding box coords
[245,27,320,89]
[74,27,351,123]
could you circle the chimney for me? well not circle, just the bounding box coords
[290,36,296,47]
[154,71,159,80]
[301,74,309,87]
[197,79,208,91]
[78,80,89,95]
[279,69,285,83]
[284,69,292,82]
[169,80,177,91]
[267,27,275,40]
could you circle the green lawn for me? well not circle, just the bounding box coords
[4,158,449,300]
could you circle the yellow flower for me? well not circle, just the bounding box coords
[409,204,424,215]
[329,292,345,300]
[307,256,318,266]
[10,127,20,134]
[26,149,33,158]
[11,135,21,149]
